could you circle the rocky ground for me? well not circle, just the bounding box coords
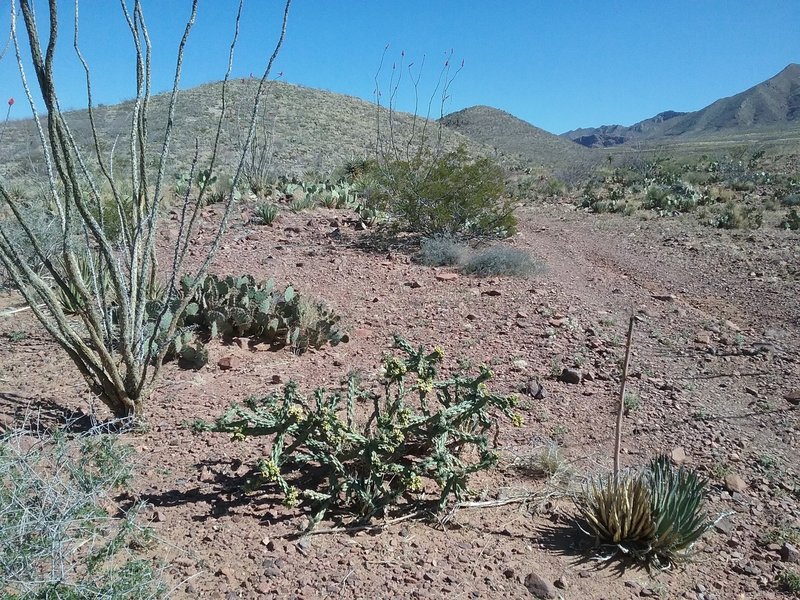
[1,202,798,599]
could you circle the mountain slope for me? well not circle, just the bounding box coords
[564,63,800,148]
[0,80,488,181]
[440,105,594,173]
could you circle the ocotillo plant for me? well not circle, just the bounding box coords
[0,1,292,419]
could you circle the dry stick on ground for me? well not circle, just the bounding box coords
[613,315,636,475]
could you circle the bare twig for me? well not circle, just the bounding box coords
[613,315,636,475]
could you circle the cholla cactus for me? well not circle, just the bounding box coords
[209,336,522,531]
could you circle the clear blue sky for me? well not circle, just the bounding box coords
[1,1,799,134]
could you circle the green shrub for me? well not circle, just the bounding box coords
[462,245,541,278]
[204,336,521,531]
[778,570,800,594]
[642,181,700,214]
[418,235,468,267]
[781,208,800,230]
[780,193,800,207]
[380,146,516,238]
[575,455,712,569]
[288,195,316,213]
[0,424,165,598]
[710,201,763,229]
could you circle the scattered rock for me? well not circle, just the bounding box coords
[784,389,800,405]
[559,368,582,385]
[694,332,712,345]
[651,293,676,302]
[525,380,546,399]
[781,542,800,564]
[724,320,741,332]
[670,447,687,465]
[724,473,748,494]
[511,359,528,372]
[524,572,557,599]
[217,356,238,370]
[714,517,735,536]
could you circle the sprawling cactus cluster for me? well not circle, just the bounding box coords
[206,336,521,531]
[143,274,347,368]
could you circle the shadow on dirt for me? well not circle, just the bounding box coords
[537,520,649,576]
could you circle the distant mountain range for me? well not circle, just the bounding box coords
[561,63,800,148]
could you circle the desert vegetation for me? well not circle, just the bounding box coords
[1,2,799,599]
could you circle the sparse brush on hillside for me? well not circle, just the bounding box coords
[0,1,292,419]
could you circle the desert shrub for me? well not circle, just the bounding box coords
[0,424,165,598]
[253,202,279,225]
[462,245,541,278]
[288,195,316,213]
[778,570,800,594]
[642,181,700,215]
[380,146,516,239]
[575,455,712,569]
[204,336,521,530]
[417,235,468,267]
[709,201,763,229]
[780,208,800,231]
[780,193,800,207]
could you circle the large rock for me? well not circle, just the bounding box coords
[524,572,557,599]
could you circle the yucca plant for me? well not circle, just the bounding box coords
[254,202,279,225]
[575,455,712,568]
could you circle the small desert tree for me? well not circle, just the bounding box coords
[0,0,292,419]
[369,50,516,239]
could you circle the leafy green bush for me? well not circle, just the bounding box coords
[778,570,800,594]
[380,146,516,238]
[205,336,521,531]
[641,181,700,214]
[462,245,541,278]
[575,455,712,568]
[0,424,165,598]
[418,235,468,267]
